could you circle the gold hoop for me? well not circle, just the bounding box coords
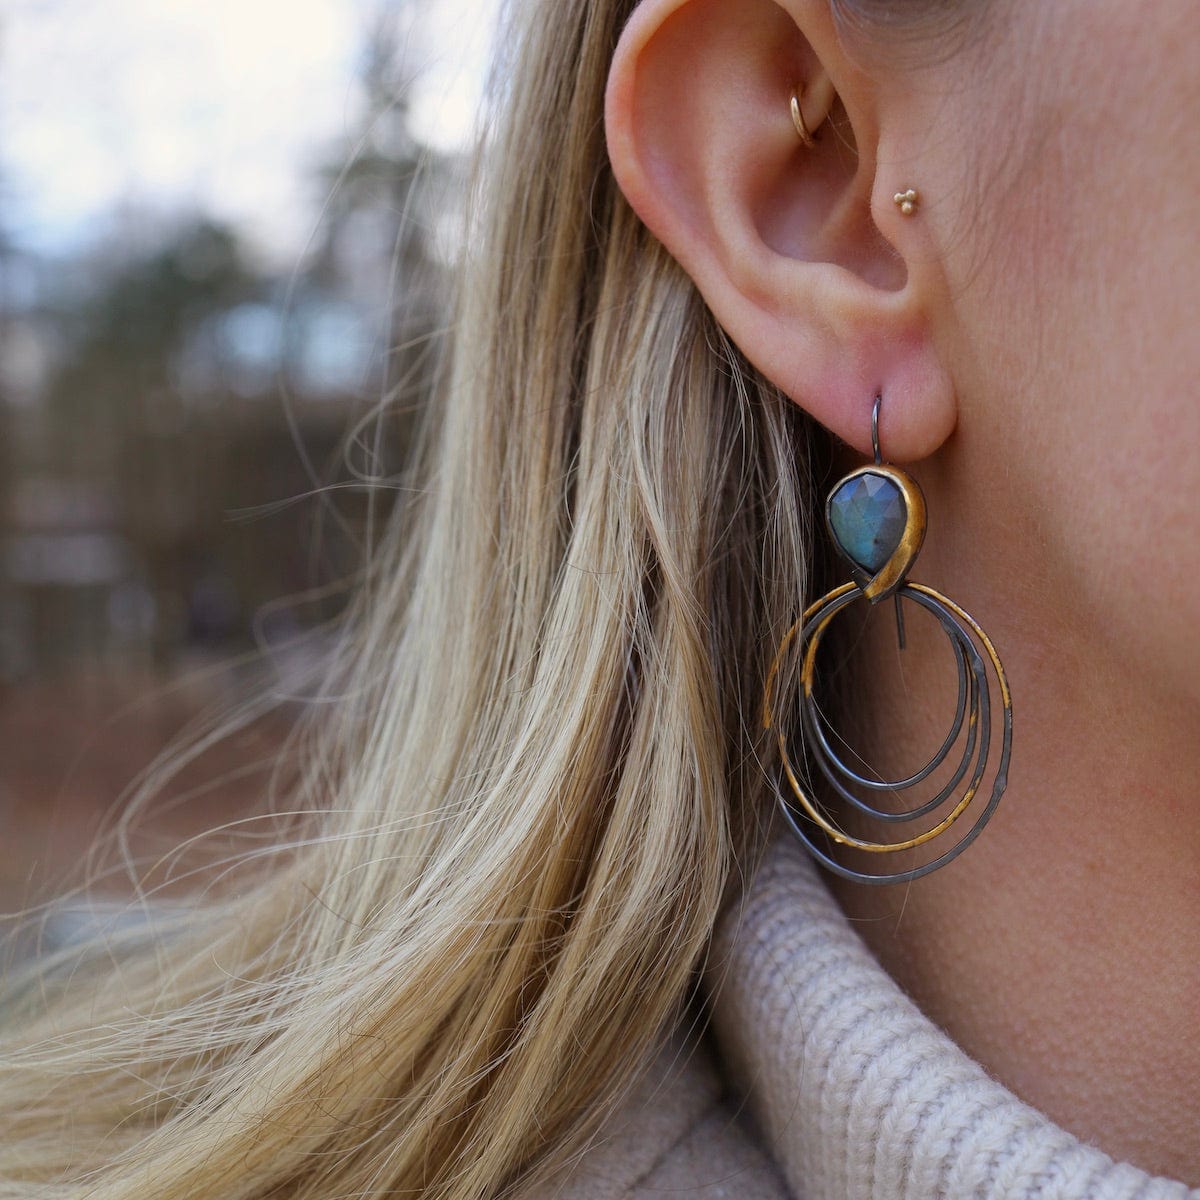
[790,86,817,148]
[764,582,1010,855]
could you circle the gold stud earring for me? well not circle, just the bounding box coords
[893,188,919,216]
[790,85,817,148]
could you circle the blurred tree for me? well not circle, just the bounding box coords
[29,217,260,665]
[0,188,18,681]
[5,4,458,677]
[305,5,456,486]
[46,218,257,467]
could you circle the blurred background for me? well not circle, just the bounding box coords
[0,0,498,911]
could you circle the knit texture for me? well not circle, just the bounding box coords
[522,1033,787,1200]
[707,836,1199,1200]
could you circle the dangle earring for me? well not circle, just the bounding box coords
[762,395,1012,885]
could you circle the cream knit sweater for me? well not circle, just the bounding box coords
[532,838,1198,1199]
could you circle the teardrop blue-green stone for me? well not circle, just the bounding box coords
[828,473,906,573]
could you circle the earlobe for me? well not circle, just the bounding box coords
[604,0,956,462]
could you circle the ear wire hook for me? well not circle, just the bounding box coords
[873,393,907,650]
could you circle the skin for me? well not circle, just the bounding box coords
[606,0,1200,1184]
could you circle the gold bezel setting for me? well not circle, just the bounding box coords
[824,464,927,604]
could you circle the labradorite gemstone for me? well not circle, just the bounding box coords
[828,473,907,573]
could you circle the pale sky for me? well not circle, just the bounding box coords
[1,0,500,263]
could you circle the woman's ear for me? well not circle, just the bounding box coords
[604,0,956,461]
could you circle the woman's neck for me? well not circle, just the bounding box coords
[826,452,1200,1186]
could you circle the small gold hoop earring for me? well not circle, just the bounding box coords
[790,86,817,148]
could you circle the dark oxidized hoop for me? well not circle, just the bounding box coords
[761,396,1013,886]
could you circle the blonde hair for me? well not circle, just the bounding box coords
[0,1,822,1195]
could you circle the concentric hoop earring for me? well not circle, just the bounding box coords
[761,395,1013,885]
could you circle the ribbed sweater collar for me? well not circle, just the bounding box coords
[708,837,1198,1200]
